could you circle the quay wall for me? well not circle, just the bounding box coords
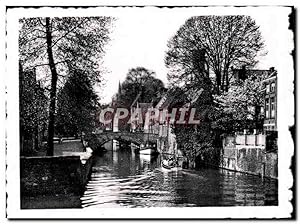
[20,155,93,196]
[220,134,278,179]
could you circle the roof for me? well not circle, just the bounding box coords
[262,71,277,83]
[232,67,276,81]
[155,87,203,110]
[155,89,177,109]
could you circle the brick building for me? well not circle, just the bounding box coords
[262,67,278,152]
[262,67,277,132]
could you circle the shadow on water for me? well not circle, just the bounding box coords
[81,141,278,208]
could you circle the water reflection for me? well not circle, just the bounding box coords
[81,146,277,208]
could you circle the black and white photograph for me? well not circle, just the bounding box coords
[2,1,295,220]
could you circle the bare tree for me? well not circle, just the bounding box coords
[165,15,265,94]
[19,17,114,155]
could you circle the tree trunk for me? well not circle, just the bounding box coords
[46,17,58,156]
[221,71,225,92]
[216,71,221,95]
[225,69,229,92]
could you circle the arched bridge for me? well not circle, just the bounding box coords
[94,131,159,146]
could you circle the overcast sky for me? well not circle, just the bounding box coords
[93,7,293,103]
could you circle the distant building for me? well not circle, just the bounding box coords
[130,92,153,133]
[153,90,177,155]
[98,81,126,132]
[98,89,120,132]
[154,88,203,157]
[262,68,278,152]
[231,66,278,152]
[232,65,270,82]
[232,66,277,130]
[262,67,277,132]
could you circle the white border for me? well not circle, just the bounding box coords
[3,1,295,220]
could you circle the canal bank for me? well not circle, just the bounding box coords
[20,140,94,209]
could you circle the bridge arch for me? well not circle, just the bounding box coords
[93,131,159,147]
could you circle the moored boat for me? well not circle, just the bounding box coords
[161,158,182,171]
[139,147,156,155]
[139,153,155,162]
[161,162,175,170]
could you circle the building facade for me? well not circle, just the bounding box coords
[262,68,278,152]
[262,68,277,132]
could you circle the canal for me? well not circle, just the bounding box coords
[81,143,278,208]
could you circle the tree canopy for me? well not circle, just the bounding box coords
[117,67,167,107]
[165,15,265,93]
[19,17,114,155]
[19,64,48,155]
[214,71,270,132]
[19,17,113,81]
[55,69,99,137]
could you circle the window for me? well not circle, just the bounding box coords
[265,98,269,118]
[271,82,276,92]
[260,106,264,115]
[271,97,275,118]
[266,83,270,93]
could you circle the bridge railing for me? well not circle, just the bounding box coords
[94,131,159,146]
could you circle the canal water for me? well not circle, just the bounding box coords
[81,145,278,208]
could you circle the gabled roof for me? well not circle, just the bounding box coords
[155,89,177,109]
[262,70,277,83]
[183,88,203,108]
[155,87,203,110]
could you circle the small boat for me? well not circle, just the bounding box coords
[161,162,175,170]
[161,158,175,169]
[139,141,157,155]
[139,147,156,155]
[139,153,155,162]
[161,158,182,171]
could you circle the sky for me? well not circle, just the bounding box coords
[99,12,187,102]
[92,7,293,103]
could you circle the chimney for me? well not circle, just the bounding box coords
[269,67,275,72]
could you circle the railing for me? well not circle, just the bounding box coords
[224,134,266,147]
[94,131,159,146]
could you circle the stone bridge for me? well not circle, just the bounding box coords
[94,131,159,146]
